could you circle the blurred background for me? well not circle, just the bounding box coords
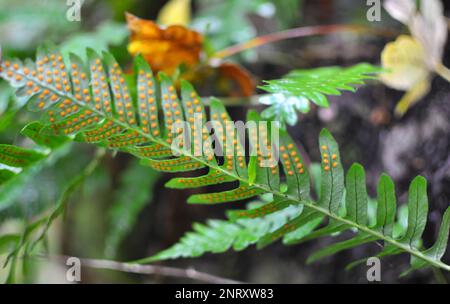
[0,0,449,283]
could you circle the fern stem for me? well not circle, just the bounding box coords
[12,69,450,273]
[212,24,397,60]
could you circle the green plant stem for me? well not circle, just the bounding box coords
[11,68,450,273]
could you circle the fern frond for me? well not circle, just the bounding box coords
[136,201,306,263]
[1,44,449,274]
[259,64,382,126]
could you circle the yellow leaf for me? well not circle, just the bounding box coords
[380,35,429,90]
[157,0,191,26]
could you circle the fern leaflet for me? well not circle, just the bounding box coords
[259,64,382,126]
[0,121,69,211]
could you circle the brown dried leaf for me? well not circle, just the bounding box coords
[126,13,255,97]
[126,12,203,75]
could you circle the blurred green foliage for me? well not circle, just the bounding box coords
[59,21,128,63]
[192,0,301,57]
[0,0,79,54]
[105,159,160,258]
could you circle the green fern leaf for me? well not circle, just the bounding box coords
[0,122,69,210]
[20,121,69,149]
[375,173,397,236]
[135,200,304,263]
[304,163,374,264]
[227,199,292,220]
[259,64,382,126]
[345,163,368,225]
[317,129,345,214]
[400,176,429,247]
[307,234,378,264]
[408,207,450,272]
[0,144,46,168]
[281,130,347,246]
[0,234,20,255]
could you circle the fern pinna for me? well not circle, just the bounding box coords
[0,121,69,210]
[0,43,449,275]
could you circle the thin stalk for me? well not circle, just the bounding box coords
[212,24,397,60]
[435,63,450,83]
[32,255,242,284]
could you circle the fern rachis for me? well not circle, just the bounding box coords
[1,43,449,274]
